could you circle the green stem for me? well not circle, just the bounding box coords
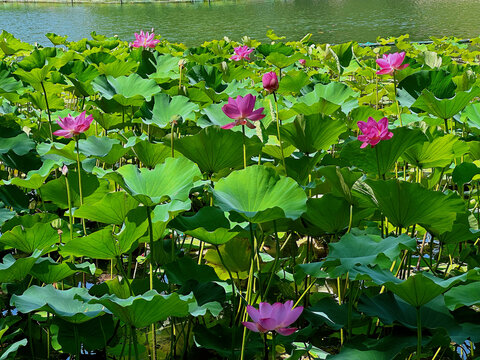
[416,306,422,360]
[273,92,287,176]
[242,125,247,169]
[261,220,280,301]
[146,205,157,360]
[271,332,276,360]
[393,71,402,127]
[171,120,175,158]
[74,324,80,360]
[116,256,134,296]
[64,175,74,242]
[75,137,86,236]
[40,81,53,141]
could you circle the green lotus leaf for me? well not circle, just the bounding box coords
[277,70,310,95]
[10,285,107,323]
[357,179,465,234]
[170,206,243,245]
[30,257,95,284]
[62,208,148,259]
[280,113,346,154]
[41,170,110,209]
[383,271,478,308]
[45,32,68,46]
[326,335,417,360]
[0,339,28,360]
[398,69,456,99]
[204,238,251,279]
[462,102,480,131]
[50,316,114,355]
[92,74,161,107]
[0,70,23,94]
[187,65,226,92]
[78,136,121,158]
[452,162,480,187]
[97,59,137,78]
[256,43,294,56]
[139,93,198,128]
[164,256,219,285]
[85,291,193,328]
[359,293,457,331]
[0,251,40,283]
[340,127,426,176]
[97,157,202,206]
[73,191,139,225]
[323,233,416,271]
[133,140,173,168]
[1,159,59,189]
[302,195,373,235]
[148,54,181,82]
[0,30,33,56]
[412,88,480,119]
[0,133,35,156]
[0,219,58,254]
[213,165,307,223]
[402,134,469,169]
[175,126,263,174]
[266,52,303,68]
[444,282,480,310]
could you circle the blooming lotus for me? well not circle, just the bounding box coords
[53,111,94,138]
[221,94,265,129]
[262,71,279,93]
[231,45,254,61]
[131,30,160,49]
[242,300,303,336]
[376,52,409,75]
[357,117,393,148]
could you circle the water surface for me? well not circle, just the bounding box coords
[1,0,479,46]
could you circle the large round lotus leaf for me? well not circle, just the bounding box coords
[170,206,243,245]
[402,134,469,169]
[340,127,426,177]
[412,88,480,119]
[0,251,40,283]
[356,179,465,234]
[213,165,307,223]
[98,157,202,206]
[10,285,107,323]
[1,159,59,189]
[73,191,139,225]
[444,282,480,310]
[175,126,263,174]
[322,233,416,271]
[280,114,346,154]
[30,257,95,284]
[139,93,198,128]
[92,74,161,107]
[86,291,193,328]
[0,220,58,254]
[62,208,148,259]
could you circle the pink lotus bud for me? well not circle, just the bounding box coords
[299,59,306,66]
[60,165,68,176]
[262,71,279,93]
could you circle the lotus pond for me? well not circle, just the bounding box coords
[2,30,480,360]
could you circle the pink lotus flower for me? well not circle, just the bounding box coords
[242,300,303,336]
[357,117,393,148]
[131,30,160,49]
[231,46,254,61]
[298,59,306,66]
[262,71,279,93]
[53,111,94,138]
[376,52,409,75]
[221,94,265,129]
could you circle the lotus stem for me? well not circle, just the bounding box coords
[75,137,87,236]
[271,332,276,360]
[242,125,247,169]
[64,175,74,242]
[40,81,53,141]
[416,306,422,360]
[261,220,280,301]
[273,92,287,176]
[146,205,157,360]
[393,71,402,127]
[171,119,175,158]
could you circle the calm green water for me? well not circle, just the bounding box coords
[1,0,480,46]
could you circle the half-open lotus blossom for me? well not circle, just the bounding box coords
[242,300,303,336]
[231,46,254,61]
[298,59,306,66]
[357,117,393,148]
[376,52,409,75]
[53,111,94,138]
[131,30,160,49]
[221,94,265,129]
[262,71,279,93]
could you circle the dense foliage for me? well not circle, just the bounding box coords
[1,29,480,359]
